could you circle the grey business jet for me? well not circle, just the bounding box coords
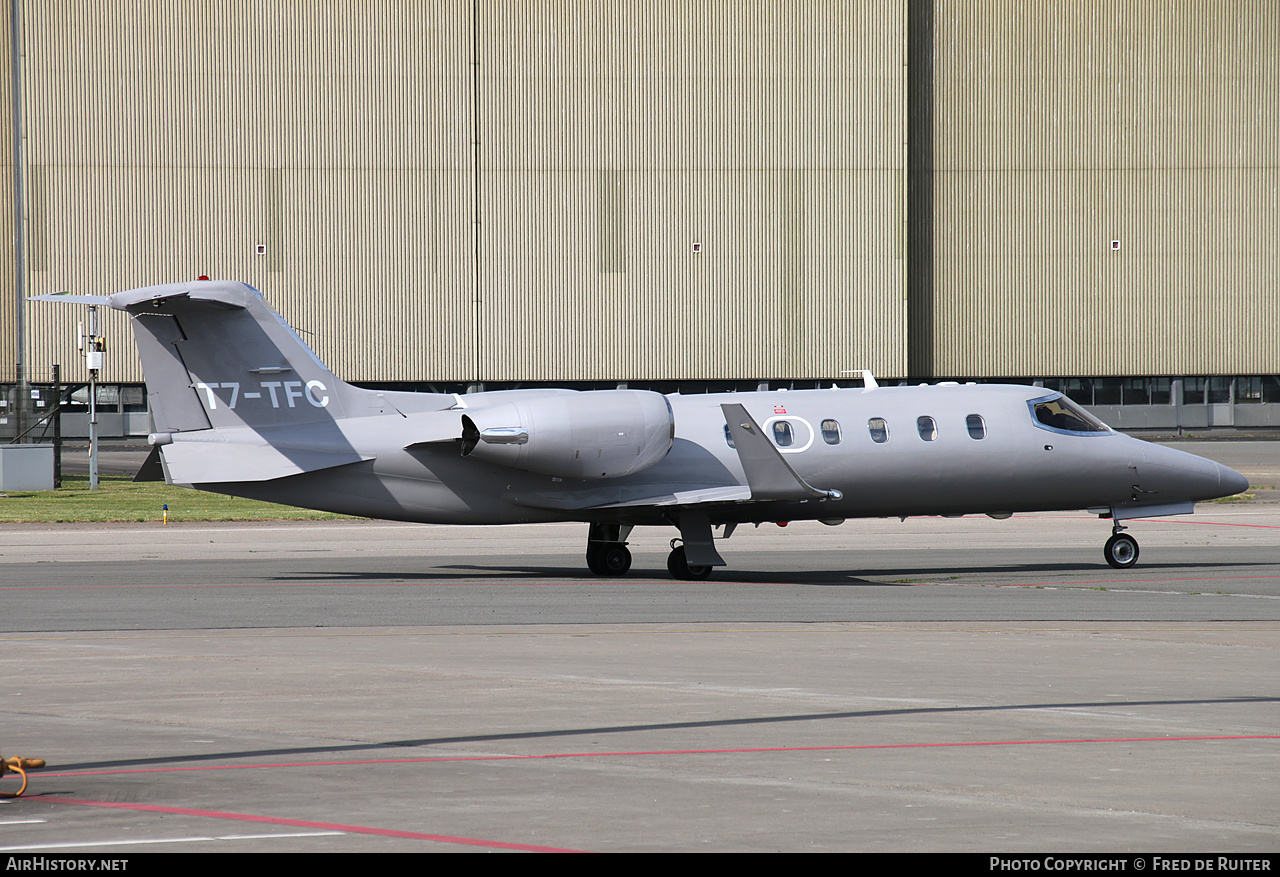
[37,280,1248,579]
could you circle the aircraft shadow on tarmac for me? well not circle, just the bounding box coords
[44,695,1278,776]
[270,558,1276,587]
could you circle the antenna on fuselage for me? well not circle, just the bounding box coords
[840,369,879,392]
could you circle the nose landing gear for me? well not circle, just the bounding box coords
[1104,523,1139,569]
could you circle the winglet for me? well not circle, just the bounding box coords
[720,403,842,502]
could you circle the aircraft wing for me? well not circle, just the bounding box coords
[512,404,839,512]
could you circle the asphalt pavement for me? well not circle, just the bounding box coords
[0,439,1276,853]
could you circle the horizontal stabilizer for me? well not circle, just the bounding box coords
[28,293,111,304]
[161,438,372,484]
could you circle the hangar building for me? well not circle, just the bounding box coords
[2,1,1278,437]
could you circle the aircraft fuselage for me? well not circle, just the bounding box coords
[211,382,1243,530]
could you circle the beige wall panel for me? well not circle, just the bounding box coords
[481,1,902,172]
[26,166,476,384]
[24,0,472,170]
[19,1,477,384]
[477,1,906,381]
[930,0,1280,378]
[18,1,906,385]
[2,8,15,383]
[932,0,1280,172]
[931,168,1280,376]
[480,168,903,381]
[0,164,14,384]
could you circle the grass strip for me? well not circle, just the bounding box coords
[0,474,356,523]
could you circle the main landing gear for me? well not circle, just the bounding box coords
[584,521,722,580]
[585,522,632,577]
[667,540,712,581]
[1103,522,1139,569]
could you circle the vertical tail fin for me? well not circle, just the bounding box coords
[106,280,352,433]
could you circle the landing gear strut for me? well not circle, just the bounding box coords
[1103,522,1139,569]
[586,523,632,577]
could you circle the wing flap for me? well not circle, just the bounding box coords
[512,484,752,511]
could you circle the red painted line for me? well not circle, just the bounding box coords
[39,734,1280,779]
[1139,518,1280,530]
[37,796,586,853]
[0,582,589,592]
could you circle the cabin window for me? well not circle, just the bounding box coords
[821,419,841,445]
[771,420,794,447]
[966,414,986,440]
[868,417,889,443]
[917,416,938,442]
[723,424,735,448]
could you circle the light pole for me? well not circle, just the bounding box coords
[81,306,105,491]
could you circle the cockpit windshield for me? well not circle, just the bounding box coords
[1029,394,1111,434]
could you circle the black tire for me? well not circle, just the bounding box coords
[598,544,631,576]
[585,545,606,575]
[666,545,712,581]
[1104,533,1139,569]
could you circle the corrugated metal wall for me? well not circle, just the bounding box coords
[13,2,1273,388]
[12,0,907,385]
[1,6,15,383]
[927,0,1280,378]
[476,2,907,381]
[20,0,476,384]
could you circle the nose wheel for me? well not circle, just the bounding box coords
[1104,530,1139,569]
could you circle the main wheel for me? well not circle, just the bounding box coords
[1104,532,1139,569]
[596,544,631,576]
[586,543,630,576]
[666,545,712,581]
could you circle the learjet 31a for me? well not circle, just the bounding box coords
[37,280,1248,579]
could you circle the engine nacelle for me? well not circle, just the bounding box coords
[460,390,673,480]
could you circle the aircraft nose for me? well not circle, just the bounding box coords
[1216,462,1249,498]
[1135,441,1249,502]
